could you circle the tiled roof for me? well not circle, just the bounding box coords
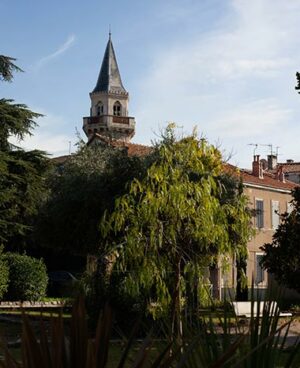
[222,163,296,191]
[240,169,296,190]
[87,133,153,157]
[51,155,70,164]
[277,162,300,173]
[114,141,153,157]
[92,35,127,95]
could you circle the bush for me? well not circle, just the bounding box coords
[5,253,48,301]
[0,247,9,300]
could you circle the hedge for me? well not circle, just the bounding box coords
[5,253,48,301]
[0,248,9,300]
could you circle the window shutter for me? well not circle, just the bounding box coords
[256,200,264,229]
[256,254,264,284]
[271,201,280,229]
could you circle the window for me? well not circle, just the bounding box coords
[255,199,264,229]
[113,101,121,116]
[255,253,264,285]
[287,202,293,214]
[96,102,104,116]
[271,200,280,230]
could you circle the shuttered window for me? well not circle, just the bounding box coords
[287,202,293,214]
[255,199,264,229]
[271,200,280,230]
[255,254,264,284]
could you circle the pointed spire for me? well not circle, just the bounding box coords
[92,35,127,94]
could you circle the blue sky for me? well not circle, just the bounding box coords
[1,0,300,168]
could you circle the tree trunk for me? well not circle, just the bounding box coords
[171,257,182,339]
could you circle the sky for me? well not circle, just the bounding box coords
[1,0,300,168]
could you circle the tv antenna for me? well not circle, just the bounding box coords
[248,143,258,155]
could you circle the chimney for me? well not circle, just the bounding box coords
[267,154,277,170]
[252,155,263,179]
[286,159,294,164]
[276,165,286,183]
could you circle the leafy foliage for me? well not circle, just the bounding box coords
[0,55,23,82]
[0,150,51,248]
[295,71,300,94]
[101,126,252,321]
[35,142,151,255]
[0,57,50,248]
[4,253,48,301]
[261,187,300,293]
[0,247,9,300]
[0,99,41,151]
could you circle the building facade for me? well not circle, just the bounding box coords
[217,155,296,299]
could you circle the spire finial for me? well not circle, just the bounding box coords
[109,24,111,40]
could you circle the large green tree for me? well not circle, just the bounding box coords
[101,126,251,330]
[261,188,300,293]
[34,141,151,256]
[0,55,50,249]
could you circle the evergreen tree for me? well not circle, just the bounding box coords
[0,55,50,249]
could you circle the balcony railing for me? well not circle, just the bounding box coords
[83,115,134,126]
[84,116,106,125]
[112,116,130,125]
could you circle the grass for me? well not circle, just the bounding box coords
[0,310,72,318]
[0,288,299,367]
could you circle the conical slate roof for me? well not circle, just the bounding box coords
[92,35,127,94]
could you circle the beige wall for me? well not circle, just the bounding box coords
[243,185,292,288]
[90,91,129,117]
[220,184,292,297]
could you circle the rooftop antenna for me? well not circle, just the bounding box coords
[109,24,111,39]
[248,143,258,155]
[260,143,273,156]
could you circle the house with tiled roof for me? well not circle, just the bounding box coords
[216,155,297,299]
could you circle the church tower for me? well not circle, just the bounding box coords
[83,34,135,142]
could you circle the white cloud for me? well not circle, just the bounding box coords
[34,34,76,70]
[209,99,292,138]
[9,111,76,156]
[133,0,300,166]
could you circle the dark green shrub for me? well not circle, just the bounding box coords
[0,247,9,300]
[5,253,48,301]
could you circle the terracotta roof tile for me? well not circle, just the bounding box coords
[51,155,70,164]
[240,169,296,190]
[88,133,152,157]
[222,163,296,190]
[277,162,300,173]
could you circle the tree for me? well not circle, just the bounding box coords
[101,126,252,332]
[0,55,50,249]
[0,55,22,82]
[261,187,300,293]
[34,141,151,256]
[295,72,300,94]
